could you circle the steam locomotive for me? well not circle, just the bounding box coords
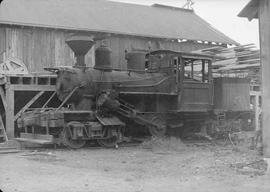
[17,35,251,148]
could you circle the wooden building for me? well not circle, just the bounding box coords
[239,0,270,157]
[0,0,237,72]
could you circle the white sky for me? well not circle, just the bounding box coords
[112,0,259,48]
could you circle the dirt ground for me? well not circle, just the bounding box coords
[0,138,269,192]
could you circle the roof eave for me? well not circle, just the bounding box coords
[238,0,259,21]
[0,21,237,45]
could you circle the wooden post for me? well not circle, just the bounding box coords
[255,93,261,131]
[259,0,270,157]
[202,60,205,82]
[178,56,184,107]
[191,60,194,78]
[5,85,14,138]
[250,91,261,131]
[0,86,7,112]
[208,60,214,105]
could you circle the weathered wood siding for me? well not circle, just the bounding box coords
[213,77,250,111]
[0,27,5,63]
[259,0,270,156]
[0,25,215,72]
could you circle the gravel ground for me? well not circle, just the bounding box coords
[0,138,269,192]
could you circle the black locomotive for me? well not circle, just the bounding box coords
[17,35,251,148]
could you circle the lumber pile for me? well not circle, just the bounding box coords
[194,44,261,84]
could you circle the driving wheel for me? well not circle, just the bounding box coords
[62,121,86,149]
[97,136,118,148]
[148,116,167,137]
[97,128,119,148]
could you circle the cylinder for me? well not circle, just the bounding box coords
[94,45,112,71]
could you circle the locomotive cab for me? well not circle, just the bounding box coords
[146,50,214,112]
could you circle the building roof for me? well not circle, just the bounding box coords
[0,0,237,45]
[238,0,259,21]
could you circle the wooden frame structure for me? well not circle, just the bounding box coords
[0,74,56,138]
[250,91,261,131]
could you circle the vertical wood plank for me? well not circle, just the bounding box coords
[5,85,14,138]
[50,30,56,67]
[255,93,260,131]
[259,0,270,157]
[0,86,7,111]
[5,28,9,58]
[0,26,6,63]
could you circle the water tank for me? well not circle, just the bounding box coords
[125,51,146,71]
[94,45,112,71]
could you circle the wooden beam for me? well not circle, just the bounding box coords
[42,91,56,108]
[0,86,7,111]
[5,86,14,138]
[0,114,8,142]
[191,60,194,78]
[259,0,270,157]
[15,91,45,120]
[255,94,261,131]
[202,60,205,82]
[8,84,55,91]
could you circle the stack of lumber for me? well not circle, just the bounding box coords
[195,44,260,73]
[194,44,260,84]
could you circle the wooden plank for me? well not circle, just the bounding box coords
[5,86,14,138]
[0,114,8,142]
[9,84,55,91]
[0,86,7,111]
[259,0,270,157]
[16,132,54,144]
[119,91,177,96]
[20,133,53,140]
[5,28,10,58]
[254,94,261,131]
[15,138,53,145]
[15,91,45,120]
[0,150,21,154]
[0,26,6,63]
[42,91,56,108]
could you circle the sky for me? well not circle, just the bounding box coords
[112,0,259,48]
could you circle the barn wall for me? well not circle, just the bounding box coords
[3,25,216,72]
[0,26,6,63]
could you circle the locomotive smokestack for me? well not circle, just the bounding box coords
[66,35,95,67]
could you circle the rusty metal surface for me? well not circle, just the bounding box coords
[0,0,237,44]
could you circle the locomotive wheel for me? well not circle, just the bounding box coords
[62,122,86,149]
[97,128,119,148]
[97,137,118,148]
[148,116,167,137]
